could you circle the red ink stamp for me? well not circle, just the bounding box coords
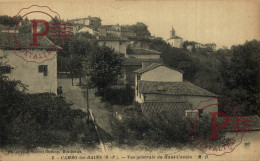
[8,5,73,63]
[187,97,252,156]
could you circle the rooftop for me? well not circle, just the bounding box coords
[138,80,216,97]
[124,58,163,66]
[128,48,161,55]
[0,32,60,50]
[134,63,183,74]
[97,33,127,41]
[142,102,192,117]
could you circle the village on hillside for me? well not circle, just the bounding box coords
[0,12,260,158]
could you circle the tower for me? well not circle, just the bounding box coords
[170,26,175,38]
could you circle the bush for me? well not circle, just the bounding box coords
[97,85,134,105]
[0,93,86,148]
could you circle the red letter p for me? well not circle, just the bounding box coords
[30,20,49,46]
[209,112,229,139]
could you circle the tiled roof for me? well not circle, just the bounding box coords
[134,63,183,74]
[124,58,163,66]
[0,32,60,50]
[138,80,216,97]
[141,102,192,118]
[128,48,161,55]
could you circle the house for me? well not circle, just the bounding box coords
[77,26,100,38]
[134,63,218,119]
[194,42,217,52]
[126,48,161,60]
[0,32,58,94]
[68,16,101,28]
[96,34,128,55]
[186,44,193,52]
[123,58,163,85]
[122,44,162,85]
[166,26,183,48]
[99,24,136,38]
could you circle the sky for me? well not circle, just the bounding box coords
[0,0,259,48]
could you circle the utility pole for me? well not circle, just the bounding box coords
[86,84,90,121]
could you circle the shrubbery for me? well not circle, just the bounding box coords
[0,92,86,148]
[97,84,134,106]
[110,109,226,149]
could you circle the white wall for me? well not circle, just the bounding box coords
[0,49,57,94]
[78,27,95,34]
[127,54,160,59]
[167,38,183,48]
[141,66,183,82]
[97,41,127,55]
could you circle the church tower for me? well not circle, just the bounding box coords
[167,25,183,48]
[170,26,175,38]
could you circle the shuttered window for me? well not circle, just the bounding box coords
[38,65,48,76]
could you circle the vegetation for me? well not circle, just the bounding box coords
[110,110,226,148]
[0,58,86,148]
[147,37,260,116]
[127,22,151,37]
[88,46,124,97]
[101,84,134,105]
[220,40,260,115]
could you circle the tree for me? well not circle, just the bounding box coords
[88,46,124,96]
[0,57,86,147]
[129,22,151,37]
[220,40,260,115]
[58,37,93,85]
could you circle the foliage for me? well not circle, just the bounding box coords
[128,22,151,37]
[0,15,21,26]
[0,59,86,148]
[100,84,134,105]
[220,40,260,115]
[182,40,197,51]
[88,46,124,95]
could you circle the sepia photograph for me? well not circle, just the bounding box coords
[0,0,259,161]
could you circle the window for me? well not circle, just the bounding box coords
[38,65,48,76]
[185,110,198,118]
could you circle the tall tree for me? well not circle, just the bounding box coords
[220,40,260,115]
[88,46,124,96]
[129,22,151,37]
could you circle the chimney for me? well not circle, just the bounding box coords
[142,61,151,68]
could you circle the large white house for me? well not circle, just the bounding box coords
[134,63,218,119]
[0,32,58,94]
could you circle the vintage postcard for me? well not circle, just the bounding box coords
[0,0,259,161]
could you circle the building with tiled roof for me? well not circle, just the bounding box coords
[0,32,60,50]
[99,24,136,38]
[123,59,163,85]
[134,63,183,74]
[68,16,101,28]
[96,33,128,55]
[142,102,192,119]
[0,32,58,94]
[138,81,216,97]
[134,63,218,119]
